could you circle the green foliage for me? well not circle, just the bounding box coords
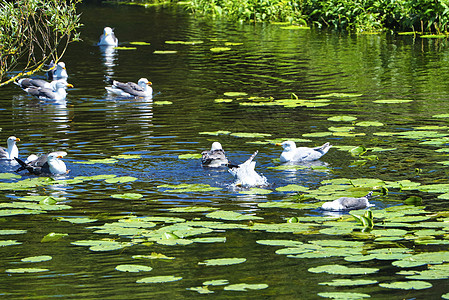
[0,0,81,86]
[185,0,449,33]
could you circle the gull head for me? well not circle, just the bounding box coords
[104,27,114,36]
[7,136,20,147]
[137,78,152,88]
[276,141,296,152]
[210,142,223,151]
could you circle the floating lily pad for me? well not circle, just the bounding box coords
[59,217,98,224]
[276,184,309,192]
[308,264,378,275]
[115,264,153,272]
[6,268,49,273]
[111,193,143,200]
[154,101,173,105]
[224,283,268,291]
[192,237,226,243]
[0,230,27,235]
[178,153,202,159]
[199,130,231,136]
[206,210,263,221]
[71,240,131,251]
[373,99,413,104]
[129,41,151,46]
[136,275,182,283]
[319,279,378,286]
[158,183,221,193]
[111,154,142,159]
[316,93,362,98]
[73,158,118,164]
[355,121,384,127]
[225,42,243,46]
[210,47,231,52]
[199,257,246,266]
[239,188,272,195]
[153,50,177,54]
[0,173,21,180]
[317,292,370,299]
[203,279,229,286]
[327,116,357,122]
[230,132,271,138]
[0,240,21,247]
[214,98,233,103]
[41,232,68,243]
[21,255,52,263]
[165,40,203,45]
[256,239,303,247]
[379,281,432,290]
[114,46,137,50]
[187,286,214,294]
[223,92,248,97]
[105,176,137,184]
[132,252,175,260]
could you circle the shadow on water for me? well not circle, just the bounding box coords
[2,2,449,299]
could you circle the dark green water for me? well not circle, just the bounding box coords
[2,3,449,299]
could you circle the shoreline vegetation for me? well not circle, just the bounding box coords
[105,0,449,34]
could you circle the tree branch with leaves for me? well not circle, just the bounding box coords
[0,0,81,87]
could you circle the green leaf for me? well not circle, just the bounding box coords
[105,176,137,184]
[115,264,153,272]
[0,240,22,247]
[319,279,377,286]
[6,268,49,273]
[198,257,246,266]
[153,50,177,54]
[327,115,357,122]
[373,99,413,104]
[379,281,432,290]
[308,264,378,275]
[136,275,182,283]
[206,210,263,221]
[21,255,52,263]
[129,41,151,46]
[111,193,143,200]
[210,47,231,52]
[41,232,68,243]
[0,229,27,235]
[178,153,202,159]
[203,279,229,286]
[224,283,268,291]
[317,292,370,299]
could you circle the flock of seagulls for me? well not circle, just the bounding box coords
[12,27,152,101]
[4,26,375,212]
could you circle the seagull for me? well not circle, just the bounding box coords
[15,151,67,175]
[321,191,374,211]
[98,27,118,46]
[228,151,268,187]
[105,77,152,98]
[15,78,55,90]
[276,141,332,163]
[201,142,228,167]
[46,61,68,80]
[23,81,73,101]
[0,136,20,160]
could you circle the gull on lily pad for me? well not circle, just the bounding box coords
[201,142,228,167]
[15,151,68,175]
[277,141,332,162]
[0,136,20,160]
[98,27,118,46]
[228,151,268,187]
[321,191,374,211]
[105,77,152,98]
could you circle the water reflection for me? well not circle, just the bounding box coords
[98,45,117,76]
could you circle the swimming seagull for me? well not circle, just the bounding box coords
[321,191,374,211]
[228,151,268,187]
[23,81,73,101]
[15,78,55,90]
[15,151,67,175]
[46,61,68,80]
[201,142,228,167]
[276,141,332,163]
[0,136,20,160]
[105,77,152,98]
[98,27,118,46]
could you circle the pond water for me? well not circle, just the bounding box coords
[2,2,449,299]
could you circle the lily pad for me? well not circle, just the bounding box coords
[105,176,137,184]
[198,257,246,266]
[114,46,137,50]
[327,116,357,122]
[115,264,153,272]
[6,268,49,273]
[136,275,182,283]
[379,281,432,290]
[355,121,384,127]
[317,292,370,299]
[0,240,22,247]
[308,264,378,275]
[319,279,378,286]
[111,193,143,200]
[178,153,202,159]
[224,283,268,291]
[21,255,52,263]
[203,279,229,286]
[154,101,173,105]
[129,41,151,46]
[223,92,248,97]
[199,130,231,136]
[41,232,68,242]
[206,210,263,221]
[210,47,231,52]
[230,132,271,138]
[373,99,413,104]
[153,50,177,54]
[0,229,27,235]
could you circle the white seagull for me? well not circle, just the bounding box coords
[277,141,332,163]
[228,151,268,187]
[47,61,68,80]
[15,151,67,175]
[23,81,73,101]
[105,78,152,98]
[321,191,374,211]
[98,27,118,46]
[201,142,228,167]
[0,136,20,160]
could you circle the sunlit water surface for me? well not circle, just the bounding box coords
[1,3,449,299]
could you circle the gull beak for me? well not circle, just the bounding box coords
[275,143,282,146]
[57,155,63,159]
[147,81,152,86]
[16,137,20,142]
[67,83,74,88]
